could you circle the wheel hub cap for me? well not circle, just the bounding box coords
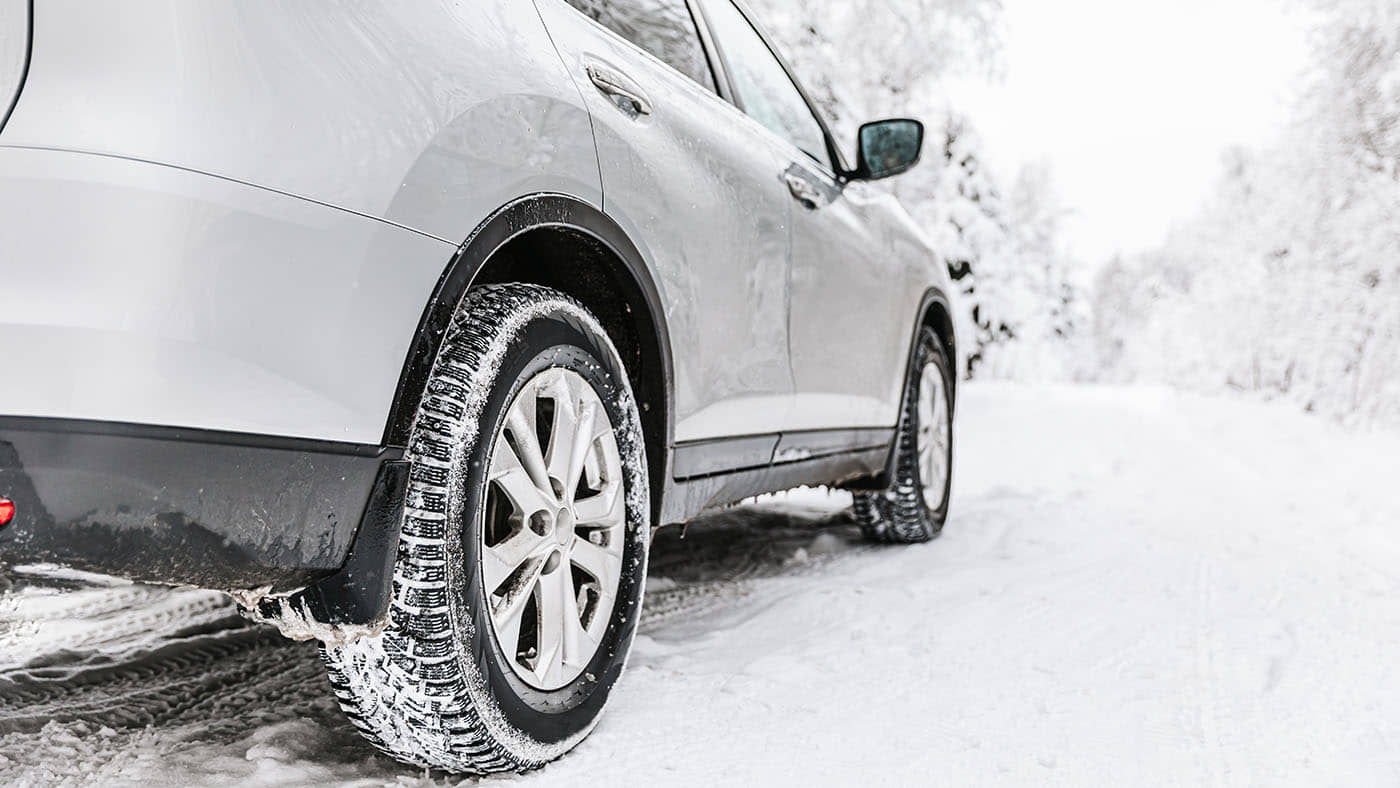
[480,367,626,691]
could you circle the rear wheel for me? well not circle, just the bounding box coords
[853,327,953,543]
[322,284,650,774]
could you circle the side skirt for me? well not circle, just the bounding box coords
[661,427,892,524]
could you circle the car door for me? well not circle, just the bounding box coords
[697,0,911,434]
[788,172,913,433]
[535,0,797,455]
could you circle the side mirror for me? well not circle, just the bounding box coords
[853,119,925,181]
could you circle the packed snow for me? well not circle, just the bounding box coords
[2,382,1397,786]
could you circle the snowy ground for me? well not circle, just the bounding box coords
[2,383,1398,786]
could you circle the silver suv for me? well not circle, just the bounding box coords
[0,0,957,773]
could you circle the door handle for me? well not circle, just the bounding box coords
[586,64,653,117]
[785,171,823,210]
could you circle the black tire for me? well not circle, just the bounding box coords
[321,284,650,773]
[852,327,953,543]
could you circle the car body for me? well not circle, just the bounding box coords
[0,0,956,769]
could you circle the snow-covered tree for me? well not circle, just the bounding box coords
[900,120,1088,379]
[749,0,1003,154]
[1094,0,1400,426]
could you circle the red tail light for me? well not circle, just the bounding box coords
[0,498,12,527]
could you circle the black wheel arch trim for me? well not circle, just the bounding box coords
[911,286,957,405]
[0,0,33,133]
[380,193,676,468]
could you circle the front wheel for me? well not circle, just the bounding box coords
[852,327,953,543]
[322,284,650,774]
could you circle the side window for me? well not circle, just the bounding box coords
[700,0,830,168]
[564,0,717,91]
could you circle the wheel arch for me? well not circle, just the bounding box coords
[381,194,675,522]
[918,287,959,408]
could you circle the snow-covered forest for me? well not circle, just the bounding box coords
[753,0,1399,427]
[1094,0,1400,427]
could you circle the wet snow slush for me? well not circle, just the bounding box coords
[2,383,1397,786]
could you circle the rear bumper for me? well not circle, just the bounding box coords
[0,416,397,591]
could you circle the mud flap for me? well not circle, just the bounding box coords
[256,461,408,639]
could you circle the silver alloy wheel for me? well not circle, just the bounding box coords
[916,362,950,510]
[481,367,626,692]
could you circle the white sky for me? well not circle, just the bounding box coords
[947,0,1313,264]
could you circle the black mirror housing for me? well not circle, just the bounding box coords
[852,118,925,181]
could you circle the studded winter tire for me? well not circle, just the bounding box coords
[321,283,650,774]
[852,327,953,543]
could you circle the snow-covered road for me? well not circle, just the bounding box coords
[2,383,1398,786]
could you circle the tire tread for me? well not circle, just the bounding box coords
[320,284,627,774]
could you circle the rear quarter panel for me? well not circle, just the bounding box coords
[2,0,600,242]
[0,1,603,443]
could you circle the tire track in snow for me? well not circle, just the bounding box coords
[0,493,860,782]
